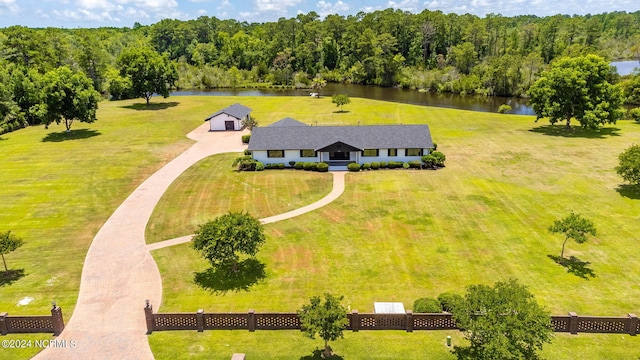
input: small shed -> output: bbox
[205,103,252,131]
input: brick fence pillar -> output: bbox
[51,305,64,336]
[0,312,8,335]
[568,312,579,335]
[196,309,204,332]
[351,310,359,332]
[248,309,256,332]
[144,301,154,335]
[628,313,638,336]
[406,310,413,332]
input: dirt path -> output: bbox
[34,123,247,360]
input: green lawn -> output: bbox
[146,153,333,244]
[150,97,640,358]
[2,95,640,359]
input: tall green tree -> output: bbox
[616,144,640,185]
[452,279,553,360]
[549,212,597,259]
[298,293,349,358]
[42,67,101,132]
[528,55,625,130]
[0,231,24,272]
[192,212,265,272]
[116,46,178,105]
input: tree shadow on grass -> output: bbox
[548,255,596,279]
[332,110,350,114]
[0,269,26,287]
[41,129,101,142]
[193,258,266,294]
[120,102,179,111]
[528,125,621,139]
[615,184,640,200]
[300,349,345,360]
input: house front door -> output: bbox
[329,151,350,161]
[224,121,235,130]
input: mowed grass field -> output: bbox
[146,153,333,244]
[1,95,639,359]
[149,97,640,359]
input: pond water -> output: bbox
[173,83,536,115]
[611,60,640,76]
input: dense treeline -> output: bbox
[1,9,640,133]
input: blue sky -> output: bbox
[1,0,639,28]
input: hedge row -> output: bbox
[292,161,329,172]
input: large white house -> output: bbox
[205,103,252,131]
[248,118,434,168]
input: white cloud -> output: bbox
[255,0,303,13]
[317,0,349,16]
[198,9,207,15]
[0,0,18,14]
[387,0,420,12]
[53,8,118,23]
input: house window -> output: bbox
[406,148,423,156]
[267,150,285,158]
[300,149,317,157]
[388,149,398,157]
[362,149,379,157]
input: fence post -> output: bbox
[248,309,256,332]
[351,310,359,332]
[196,309,204,332]
[628,313,638,336]
[0,312,8,335]
[406,310,413,332]
[144,300,154,335]
[568,312,579,335]
[51,305,64,336]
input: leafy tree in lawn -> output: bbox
[42,66,101,132]
[0,231,24,272]
[451,279,553,360]
[192,212,265,272]
[298,293,349,358]
[332,93,350,112]
[616,144,640,185]
[549,212,596,259]
[528,55,624,130]
[116,46,178,105]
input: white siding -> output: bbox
[360,148,428,163]
[252,150,317,165]
[253,148,430,166]
[208,113,243,131]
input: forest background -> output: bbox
[1,9,640,134]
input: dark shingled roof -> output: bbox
[269,117,309,127]
[248,120,433,151]
[205,103,252,121]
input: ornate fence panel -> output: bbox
[356,313,406,330]
[153,313,197,331]
[577,316,628,334]
[413,313,457,330]
[6,316,53,333]
[205,313,249,330]
[255,313,300,330]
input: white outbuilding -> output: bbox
[205,103,252,131]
